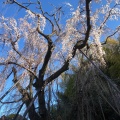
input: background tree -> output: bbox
[54,38,120,120]
[104,38,120,79]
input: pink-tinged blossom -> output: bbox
[0,0,120,92]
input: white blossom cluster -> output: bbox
[0,0,120,90]
[0,11,48,87]
[26,10,46,31]
[60,7,82,60]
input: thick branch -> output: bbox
[39,40,54,77]
[19,1,92,119]
[43,0,92,87]
[22,88,41,120]
[36,19,54,83]
[44,61,69,86]
[84,0,91,44]
[73,0,91,56]
[0,97,23,104]
[34,35,54,89]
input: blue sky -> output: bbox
[0,0,79,35]
[0,0,119,35]
[0,0,120,118]
[0,0,78,19]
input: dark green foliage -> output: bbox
[58,74,77,120]
[56,74,120,120]
[7,114,27,120]
[52,39,120,120]
[51,74,77,120]
[104,39,120,85]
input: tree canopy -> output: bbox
[0,0,120,120]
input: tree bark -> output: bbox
[25,99,40,120]
[34,76,49,120]
[12,67,40,120]
[38,90,48,120]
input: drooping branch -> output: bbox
[99,3,120,30]
[10,37,30,64]
[4,69,13,80]
[79,49,120,94]
[37,1,62,34]
[12,67,30,101]
[0,78,22,101]
[12,67,40,120]
[0,61,38,80]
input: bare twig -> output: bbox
[38,1,54,32]
[99,3,120,30]
[13,0,36,15]
[0,97,23,104]
[102,26,120,45]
